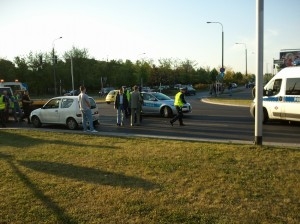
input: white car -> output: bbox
[30,96,100,130]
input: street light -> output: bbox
[235,42,248,76]
[207,21,224,71]
[52,36,62,95]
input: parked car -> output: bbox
[141,92,192,118]
[105,90,119,104]
[231,83,238,88]
[185,86,196,96]
[99,87,114,97]
[64,89,80,96]
[30,96,100,130]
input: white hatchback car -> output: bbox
[30,96,100,130]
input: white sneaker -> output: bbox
[91,130,98,133]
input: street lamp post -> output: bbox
[207,21,224,70]
[235,42,248,76]
[207,21,224,96]
[52,36,62,95]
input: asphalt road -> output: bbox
[4,87,300,147]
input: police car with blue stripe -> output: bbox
[250,66,300,123]
[141,92,192,118]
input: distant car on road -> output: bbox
[30,96,99,130]
[99,87,114,97]
[64,90,80,96]
[231,83,238,88]
[141,92,192,118]
[185,86,196,96]
[105,90,119,104]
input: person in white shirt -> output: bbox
[78,86,98,132]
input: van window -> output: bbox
[286,78,300,95]
[264,79,282,96]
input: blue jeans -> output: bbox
[117,104,125,125]
[81,109,95,131]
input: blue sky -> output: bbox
[0,0,299,74]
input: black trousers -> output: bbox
[170,106,183,124]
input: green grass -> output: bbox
[0,129,299,223]
[203,97,252,107]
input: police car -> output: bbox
[141,92,192,118]
[250,66,300,123]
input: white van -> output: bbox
[250,66,300,123]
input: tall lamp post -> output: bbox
[52,36,62,95]
[235,42,248,76]
[207,21,224,71]
[207,21,224,96]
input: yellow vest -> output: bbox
[0,95,5,110]
[174,92,184,107]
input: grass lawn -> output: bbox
[0,129,299,223]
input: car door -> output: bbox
[40,98,61,123]
[264,79,283,120]
[141,93,158,114]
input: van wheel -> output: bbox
[252,107,269,124]
[66,118,78,130]
[31,116,42,128]
[263,108,269,124]
[161,106,172,118]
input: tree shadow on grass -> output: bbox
[20,160,159,190]
[0,152,76,224]
[1,153,159,223]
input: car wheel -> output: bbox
[66,118,78,130]
[31,116,42,128]
[161,106,172,118]
[263,108,269,124]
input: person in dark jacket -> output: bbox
[114,87,129,126]
[21,90,32,124]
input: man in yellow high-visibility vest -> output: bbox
[170,87,187,126]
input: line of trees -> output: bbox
[0,46,255,96]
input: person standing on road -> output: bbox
[78,85,98,133]
[21,90,32,124]
[130,85,143,126]
[170,87,187,126]
[0,92,7,127]
[114,87,128,126]
[10,91,23,122]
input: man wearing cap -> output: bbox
[170,87,187,126]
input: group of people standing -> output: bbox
[113,85,187,127]
[114,85,143,127]
[0,90,32,127]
